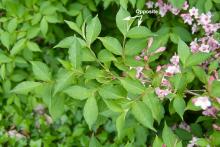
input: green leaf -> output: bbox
[53,71,74,95]
[63,85,90,100]
[162,123,179,147]
[205,0,212,12]
[1,31,10,49]
[11,81,42,95]
[54,36,74,48]
[178,39,191,65]
[98,85,127,99]
[27,41,41,52]
[40,17,48,36]
[0,54,11,64]
[120,0,128,9]
[186,52,211,67]
[143,92,164,123]
[153,136,163,147]
[132,101,155,131]
[89,135,102,147]
[99,37,122,55]
[31,61,51,81]
[69,36,82,69]
[192,66,207,84]
[120,78,145,94]
[83,97,98,129]
[211,80,220,97]
[116,7,130,36]
[173,96,186,119]
[86,15,101,46]
[169,73,187,93]
[172,26,192,42]
[210,131,220,145]
[7,18,18,33]
[98,49,117,62]
[10,38,26,55]
[168,0,185,8]
[127,26,153,38]
[49,95,64,120]
[125,38,147,56]
[116,112,126,139]
[64,20,82,36]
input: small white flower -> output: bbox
[145,1,154,9]
[189,7,199,18]
[193,96,211,110]
[170,54,179,65]
[198,44,210,53]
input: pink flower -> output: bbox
[181,13,193,25]
[171,7,180,15]
[159,6,168,17]
[155,87,171,99]
[198,44,210,53]
[161,77,171,87]
[199,12,212,25]
[135,67,143,78]
[165,65,181,76]
[135,56,141,61]
[202,107,218,117]
[192,96,211,110]
[155,47,166,53]
[190,40,199,53]
[189,7,199,18]
[146,1,154,9]
[179,122,191,132]
[187,137,198,147]
[182,1,189,10]
[170,54,179,65]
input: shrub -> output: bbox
[0,0,220,146]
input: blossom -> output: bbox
[171,7,180,15]
[189,7,199,18]
[155,87,171,99]
[146,1,154,9]
[192,24,198,34]
[187,137,198,147]
[165,65,181,76]
[202,107,218,117]
[181,13,193,25]
[155,47,166,53]
[170,54,179,65]
[182,1,189,10]
[198,44,210,53]
[199,12,212,25]
[192,96,211,110]
[190,40,199,53]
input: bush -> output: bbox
[0,0,220,146]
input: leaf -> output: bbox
[10,38,26,55]
[86,15,101,46]
[89,135,102,147]
[68,36,82,69]
[116,7,130,36]
[63,85,90,100]
[172,26,192,42]
[178,39,191,66]
[98,85,127,99]
[120,78,145,95]
[64,20,82,36]
[53,71,74,95]
[173,96,186,119]
[11,81,42,95]
[192,66,207,84]
[49,95,64,120]
[143,92,164,123]
[186,52,211,67]
[168,0,185,8]
[54,36,74,48]
[211,80,220,97]
[7,18,18,33]
[99,37,122,55]
[162,123,179,147]
[116,112,126,139]
[98,49,117,62]
[27,41,41,52]
[83,97,98,129]
[132,101,155,131]
[1,31,10,49]
[0,54,11,64]
[31,61,51,81]
[125,38,147,56]
[153,136,163,147]
[40,17,48,36]
[127,26,153,38]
